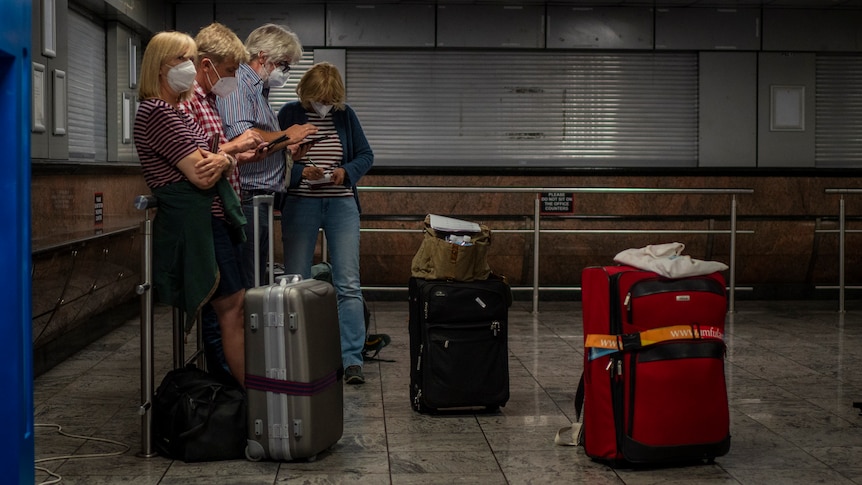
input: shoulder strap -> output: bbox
[555,372,585,447]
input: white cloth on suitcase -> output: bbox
[613,242,728,279]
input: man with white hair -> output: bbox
[217,23,317,287]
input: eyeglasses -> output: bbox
[260,51,292,73]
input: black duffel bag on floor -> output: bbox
[152,364,247,462]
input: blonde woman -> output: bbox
[134,31,247,387]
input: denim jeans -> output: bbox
[281,195,365,368]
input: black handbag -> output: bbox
[152,364,247,462]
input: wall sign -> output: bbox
[540,192,573,215]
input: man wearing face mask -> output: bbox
[277,62,374,385]
[217,23,318,288]
[179,22,268,378]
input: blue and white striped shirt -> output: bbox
[216,63,285,193]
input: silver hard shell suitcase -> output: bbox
[243,195,343,461]
[244,277,343,461]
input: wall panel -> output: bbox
[763,9,862,52]
[546,6,653,50]
[656,8,760,51]
[327,4,434,47]
[215,3,324,47]
[699,52,757,167]
[757,52,816,167]
[437,5,545,48]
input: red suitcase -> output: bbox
[578,265,730,466]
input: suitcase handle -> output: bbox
[252,195,275,287]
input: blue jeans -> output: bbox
[281,195,365,369]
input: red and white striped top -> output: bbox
[134,98,226,218]
[288,112,352,198]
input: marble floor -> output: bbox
[33,298,862,485]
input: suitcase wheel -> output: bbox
[245,441,265,462]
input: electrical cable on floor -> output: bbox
[34,423,131,485]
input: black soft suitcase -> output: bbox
[408,276,510,413]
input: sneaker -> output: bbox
[344,365,365,385]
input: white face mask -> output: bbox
[311,101,333,118]
[167,59,196,93]
[205,60,238,98]
[267,68,290,88]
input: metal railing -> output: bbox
[817,189,862,312]
[355,186,754,314]
[133,195,206,458]
[134,195,157,459]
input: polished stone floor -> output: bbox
[33,298,862,484]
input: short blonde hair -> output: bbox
[296,62,346,111]
[245,24,302,66]
[138,31,197,101]
[195,22,249,66]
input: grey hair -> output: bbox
[245,24,302,65]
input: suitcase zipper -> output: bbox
[604,355,624,376]
[626,276,725,324]
[491,321,501,337]
[414,389,423,409]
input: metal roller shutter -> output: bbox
[67,9,107,162]
[816,55,862,168]
[345,50,698,168]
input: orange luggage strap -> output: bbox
[585,324,724,360]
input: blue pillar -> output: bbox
[0,0,33,482]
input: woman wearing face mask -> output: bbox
[277,62,374,385]
[134,31,249,387]
[178,22,267,380]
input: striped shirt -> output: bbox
[179,81,242,197]
[288,111,352,198]
[133,98,226,218]
[216,63,285,193]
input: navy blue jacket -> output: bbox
[278,102,374,212]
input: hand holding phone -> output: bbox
[257,133,289,153]
[299,135,326,148]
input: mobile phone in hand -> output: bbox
[258,133,289,153]
[299,135,326,148]
[269,133,289,146]
[209,134,220,153]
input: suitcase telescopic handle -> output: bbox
[252,195,275,287]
